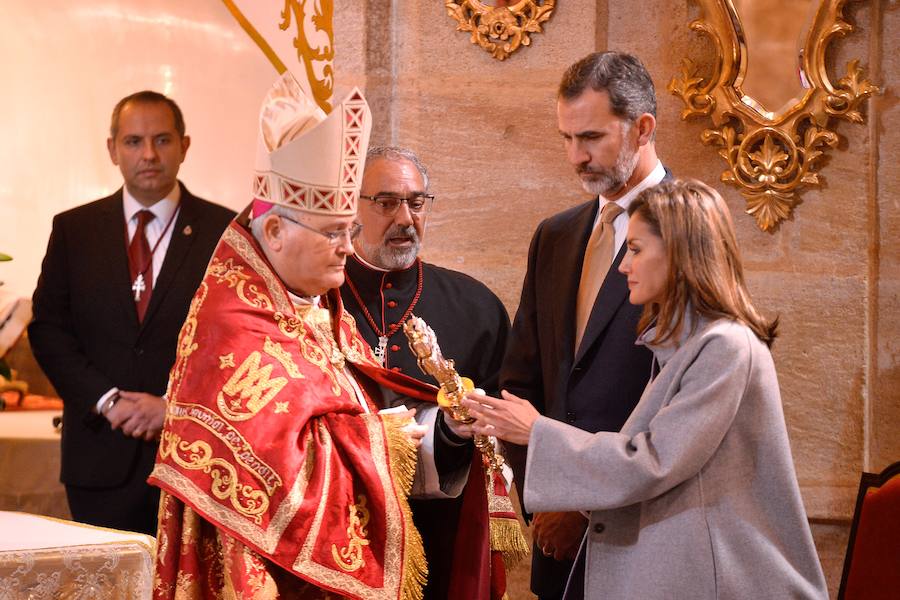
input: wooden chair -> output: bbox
[838,460,900,599]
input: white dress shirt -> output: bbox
[96,185,182,413]
[593,160,666,258]
[122,185,182,286]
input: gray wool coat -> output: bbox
[524,316,828,599]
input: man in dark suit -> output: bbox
[499,52,669,599]
[29,91,235,535]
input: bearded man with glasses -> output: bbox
[340,146,514,599]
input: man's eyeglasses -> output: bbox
[360,193,435,217]
[280,215,362,247]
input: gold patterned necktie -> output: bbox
[574,201,624,353]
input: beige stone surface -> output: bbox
[334,0,896,597]
[810,522,852,597]
[872,0,900,475]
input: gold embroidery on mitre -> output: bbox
[331,494,371,572]
[217,350,288,421]
[263,336,304,379]
[208,256,275,312]
[159,431,269,524]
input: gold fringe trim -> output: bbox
[383,415,417,495]
[383,415,428,600]
[490,516,530,568]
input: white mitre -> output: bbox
[252,72,372,217]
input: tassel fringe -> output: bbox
[490,516,530,567]
[384,415,428,600]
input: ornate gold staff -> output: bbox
[403,315,505,473]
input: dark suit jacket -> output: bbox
[500,172,671,596]
[29,183,235,489]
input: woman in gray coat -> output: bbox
[464,179,828,599]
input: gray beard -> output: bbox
[579,138,640,197]
[357,224,421,270]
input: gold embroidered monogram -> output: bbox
[217,350,288,421]
[331,495,370,572]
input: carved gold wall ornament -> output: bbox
[445,0,555,61]
[668,0,878,232]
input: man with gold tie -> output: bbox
[499,51,671,599]
[150,73,433,599]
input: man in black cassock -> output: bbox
[340,146,510,599]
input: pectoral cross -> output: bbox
[132,273,146,302]
[373,335,388,365]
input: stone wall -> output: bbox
[336,1,897,597]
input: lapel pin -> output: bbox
[182,225,193,236]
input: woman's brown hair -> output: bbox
[627,179,778,346]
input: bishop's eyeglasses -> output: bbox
[360,193,435,217]
[279,215,362,247]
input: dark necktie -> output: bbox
[128,209,155,322]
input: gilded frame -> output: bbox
[668,0,878,231]
[445,0,555,61]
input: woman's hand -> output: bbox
[461,390,540,446]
